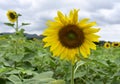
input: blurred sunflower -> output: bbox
[43,9,100,63]
[112,42,120,47]
[103,42,110,49]
[6,10,17,23]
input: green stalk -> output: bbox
[15,16,18,55]
[14,15,19,68]
[15,16,18,33]
[71,47,82,84]
[72,47,81,84]
[71,64,74,84]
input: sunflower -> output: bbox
[6,10,17,23]
[103,42,110,49]
[112,42,120,47]
[42,9,100,64]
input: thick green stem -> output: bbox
[15,17,18,54]
[16,17,18,33]
[14,16,19,68]
[71,64,74,84]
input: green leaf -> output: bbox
[0,67,12,76]
[19,29,25,34]
[74,71,87,78]
[17,14,22,16]
[23,79,38,84]
[0,78,6,84]
[23,71,55,84]
[111,80,120,84]
[4,23,14,27]
[7,75,22,84]
[49,80,66,84]
[94,79,104,84]
[23,78,55,84]
[6,53,24,62]
[74,60,86,73]
[34,71,54,78]
[6,69,20,75]
[22,23,30,26]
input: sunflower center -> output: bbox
[106,44,109,47]
[59,24,84,49]
[114,44,118,46]
[67,32,76,40]
[9,13,16,19]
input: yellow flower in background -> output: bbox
[43,9,100,64]
[6,10,17,23]
[103,42,110,49]
[112,42,120,47]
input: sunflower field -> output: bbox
[0,10,120,84]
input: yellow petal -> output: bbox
[50,41,60,51]
[69,10,73,18]
[82,43,90,56]
[85,40,96,50]
[82,22,97,28]
[60,48,69,60]
[42,35,58,42]
[44,42,51,48]
[43,28,59,36]
[85,34,100,42]
[80,45,87,57]
[78,18,90,25]
[46,20,63,27]
[52,44,65,56]
[57,11,66,24]
[84,28,100,34]
[72,9,79,24]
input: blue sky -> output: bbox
[0,0,120,41]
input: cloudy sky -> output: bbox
[0,0,120,41]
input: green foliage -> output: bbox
[21,23,30,26]
[0,33,120,84]
[4,23,15,27]
[0,30,67,84]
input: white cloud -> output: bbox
[99,24,120,41]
